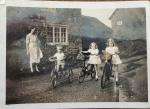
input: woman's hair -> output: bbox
[89,42,98,49]
[28,26,38,35]
[32,27,38,35]
[106,38,116,46]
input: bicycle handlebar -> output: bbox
[49,57,57,62]
[81,52,100,56]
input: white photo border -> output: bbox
[0,0,5,4]
[0,0,150,109]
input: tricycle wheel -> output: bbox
[51,77,57,88]
[68,69,73,83]
[49,74,57,89]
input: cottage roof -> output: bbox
[109,9,119,20]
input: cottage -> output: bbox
[27,9,82,63]
[109,8,146,40]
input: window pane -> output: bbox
[61,28,66,42]
[46,25,68,44]
[55,27,60,42]
[47,26,53,43]
[117,20,123,26]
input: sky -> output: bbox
[81,9,116,28]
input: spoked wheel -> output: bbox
[68,69,73,83]
[101,62,111,88]
[78,70,85,83]
[91,69,96,79]
[101,71,106,88]
[49,69,57,89]
[51,76,57,88]
[88,64,95,79]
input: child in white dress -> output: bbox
[82,42,101,80]
[105,38,122,85]
[49,45,65,72]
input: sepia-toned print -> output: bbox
[6,7,147,104]
[0,0,4,4]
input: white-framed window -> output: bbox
[47,27,53,42]
[54,27,60,43]
[46,25,68,45]
[116,20,123,26]
[61,27,66,42]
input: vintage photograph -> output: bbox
[6,6,147,104]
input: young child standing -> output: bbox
[49,45,65,72]
[82,42,101,81]
[105,38,122,85]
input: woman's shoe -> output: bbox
[95,78,99,81]
[95,75,98,81]
[116,81,119,86]
[36,66,40,72]
[30,69,33,73]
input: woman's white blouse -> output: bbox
[26,33,43,63]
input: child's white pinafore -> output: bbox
[87,49,101,64]
[105,46,122,65]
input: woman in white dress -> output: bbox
[82,42,101,80]
[26,28,43,72]
[105,38,122,85]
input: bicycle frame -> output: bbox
[49,59,74,89]
[81,53,94,75]
[104,62,112,79]
[83,63,94,74]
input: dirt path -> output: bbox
[6,55,147,104]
